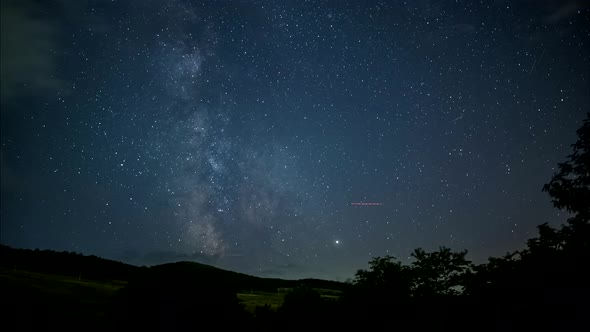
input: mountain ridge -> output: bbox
[0,244,348,292]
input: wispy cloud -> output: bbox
[543,0,586,24]
[0,0,65,103]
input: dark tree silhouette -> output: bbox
[280,286,323,314]
[531,113,590,274]
[353,255,412,298]
[276,287,337,332]
[460,115,590,331]
[543,113,590,224]
[410,247,472,297]
[108,264,252,331]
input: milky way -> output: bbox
[1,0,589,280]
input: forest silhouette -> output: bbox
[1,114,588,331]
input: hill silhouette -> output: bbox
[0,244,347,331]
[0,244,347,293]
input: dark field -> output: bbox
[1,269,123,329]
[0,268,340,313]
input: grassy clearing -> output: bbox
[238,291,285,312]
[237,289,342,312]
[0,269,126,293]
[0,268,126,328]
[0,268,343,323]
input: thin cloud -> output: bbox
[0,0,65,103]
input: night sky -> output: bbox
[1,0,589,280]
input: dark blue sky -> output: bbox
[1,0,588,280]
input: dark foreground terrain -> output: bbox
[1,227,588,332]
[0,245,348,331]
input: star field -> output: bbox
[1,0,589,280]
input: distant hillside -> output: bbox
[0,245,140,281]
[0,245,348,292]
